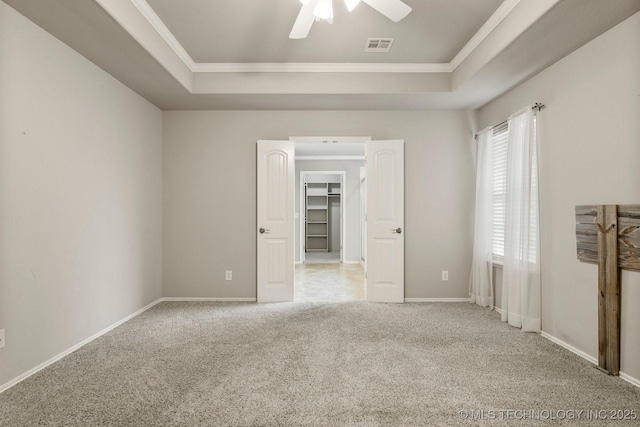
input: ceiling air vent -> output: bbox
[365,38,394,53]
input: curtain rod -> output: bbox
[474,103,546,140]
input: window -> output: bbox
[491,122,508,261]
[491,117,538,263]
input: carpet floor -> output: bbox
[0,302,638,426]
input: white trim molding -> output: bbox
[404,298,470,303]
[129,0,196,69]
[0,297,260,394]
[0,298,164,394]
[295,156,365,161]
[448,0,521,70]
[161,297,257,302]
[290,136,371,143]
[192,62,450,73]
[621,372,640,388]
[541,332,598,365]
[125,0,523,75]
[541,332,640,388]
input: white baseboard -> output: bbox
[0,296,257,394]
[0,297,164,394]
[493,306,503,314]
[541,331,640,388]
[342,261,360,264]
[161,297,257,302]
[620,372,640,388]
[541,331,598,364]
[404,298,470,303]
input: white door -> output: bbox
[257,140,295,302]
[366,140,404,303]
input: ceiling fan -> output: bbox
[290,0,412,39]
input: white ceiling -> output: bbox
[4,0,640,110]
[145,0,503,64]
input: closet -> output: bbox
[305,181,341,253]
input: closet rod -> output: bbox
[474,102,546,140]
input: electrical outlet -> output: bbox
[225,270,232,281]
[442,271,449,281]
[0,329,5,349]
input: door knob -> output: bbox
[392,227,402,234]
[259,227,270,234]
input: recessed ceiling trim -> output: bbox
[449,0,521,70]
[127,0,521,75]
[129,0,196,69]
[191,62,450,73]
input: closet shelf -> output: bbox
[305,181,340,254]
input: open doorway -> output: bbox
[299,171,345,264]
[256,138,404,304]
[293,139,366,302]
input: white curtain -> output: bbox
[501,108,541,332]
[469,128,494,307]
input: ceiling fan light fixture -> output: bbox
[290,0,411,39]
[344,0,361,12]
[314,0,334,23]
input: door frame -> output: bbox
[256,137,406,302]
[299,171,346,264]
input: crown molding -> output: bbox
[449,0,521,71]
[127,0,522,75]
[129,0,197,69]
[191,62,450,73]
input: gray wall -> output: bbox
[477,12,640,380]
[163,111,476,299]
[295,160,364,263]
[0,3,163,387]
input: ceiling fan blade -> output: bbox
[362,0,412,22]
[289,0,318,39]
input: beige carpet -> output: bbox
[0,302,638,426]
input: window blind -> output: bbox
[491,116,539,263]
[491,122,508,260]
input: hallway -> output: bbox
[295,263,365,302]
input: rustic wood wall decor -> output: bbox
[575,205,640,375]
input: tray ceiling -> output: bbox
[145,0,504,64]
[4,0,639,110]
